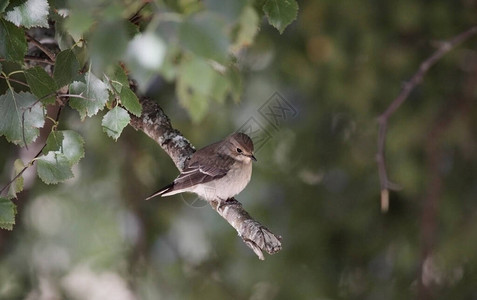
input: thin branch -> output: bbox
[24,55,54,65]
[0,75,29,88]
[57,93,91,100]
[26,34,56,62]
[129,97,282,260]
[376,26,477,212]
[0,101,63,197]
[0,105,63,196]
[0,144,46,195]
[21,92,57,150]
[0,55,54,65]
[128,1,151,25]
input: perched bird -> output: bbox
[146,132,257,202]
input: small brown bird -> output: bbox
[146,132,256,201]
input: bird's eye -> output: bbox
[236,148,243,153]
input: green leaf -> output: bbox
[0,19,27,63]
[179,13,230,62]
[69,72,109,120]
[232,6,259,51]
[7,159,24,199]
[102,106,130,140]
[205,0,245,23]
[36,152,74,184]
[24,66,57,104]
[227,65,242,103]
[263,0,298,34]
[120,87,141,117]
[64,9,94,42]
[89,20,128,75]
[177,57,215,122]
[0,1,10,13]
[159,45,180,82]
[44,130,85,165]
[53,49,81,88]
[179,57,219,96]
[4,0,49,28]
[3,1,28,15]
[0,197,16,230]
[108,64,129,93]
[209,69,229,104]
[105,64,141,117]
[0,90,45,146]
[176,55,241,121]
[52,12,75,51]
[177,87,209,123]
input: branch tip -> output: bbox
[381,189,389,213]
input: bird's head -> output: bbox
[225,132,257,163]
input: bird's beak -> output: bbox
[250,154,257,161]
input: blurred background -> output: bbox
[1,0,477,299]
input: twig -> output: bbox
[21,92,57,149]
[26,34,56,62]
[376,26,477,212]
[129,97,282,260]
[128,1,151,25]
[24,55,54,65]
[0,75,29,88]
[57,93,92,101]
[0,144,46,195]
[1,56,54,65]
[0,106,64,196]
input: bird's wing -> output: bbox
[170,151,235,191]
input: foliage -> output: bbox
[0,197,16,230]
[0,0,298,227]
[0,90,45,146]
[2,0,477,299]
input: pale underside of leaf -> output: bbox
[102,106,130,140]
[0,90,45,146]
[5,0,50,28]
[36,152,74,184]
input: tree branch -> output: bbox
[129,97,282,260]
[376,26,477,212]
[26,34,56,62]
[128,97,195,170]
[212,198,282,260]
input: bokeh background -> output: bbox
[1,0,477,299]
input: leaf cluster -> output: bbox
[0,0,298,229]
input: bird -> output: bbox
[146,132,257,202]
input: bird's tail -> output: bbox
[145,183,174,200]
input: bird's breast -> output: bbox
[213,161,252,200]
